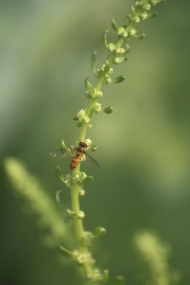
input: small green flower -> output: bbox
[114,57,127,64]
[107,42,116,52]
[82,231,94,246]
[93,102,102,113]
[140,11,149,20]
[94,226,107,238]
[118,27,129,38]
[85,138,92,147]
[74,109,91,125]
[144,4,151,10]
[115,47,126,55]
[73,250,94,265]
[129,6,141,23]
[64,174,72,188]
[95,89,103,98]
[104,75,112,84]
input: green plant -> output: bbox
[4,1,178,285]
[55,1,166,283]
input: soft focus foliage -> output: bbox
[135,231,180,285]
[1,0,190,284]
[4,157,71,247]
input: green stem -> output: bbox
[70,182,84,244]
[78,98,97,142]
[70,77,106,283]
[68,1,165,282]
[78,76,104,143]
[71,172,98,282]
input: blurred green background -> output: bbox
[1,0,190,284]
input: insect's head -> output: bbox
[79,141,88,148]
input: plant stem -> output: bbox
[69,1,166,282]
[71,173,99,283]
[70,77,107,283]
[70,182,84,244]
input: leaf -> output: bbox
[55,165,64,182]
[81,175,93,187]
[59,245,73,259]
[84,77,95,97]
[91,51,97,74]
[111,18,119,32]
[102,30,109,48]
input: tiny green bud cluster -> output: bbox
[93,102,102,113]
[66,209,85,219]
[73,109,91,127]
[84,78,103,99]
[73,250,95,265]
[56,168,93,190]
[128,1,156,23]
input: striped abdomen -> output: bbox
[70,152,83,170]
[70,142,88,170]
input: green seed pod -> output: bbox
[112,75,125,83]
[104,106,113,114]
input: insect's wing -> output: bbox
[85,153,100,169]
[49,150,67,158]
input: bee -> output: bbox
[49,141,100,170]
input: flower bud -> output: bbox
[114,57,127,64]
[94,226,107,238]
[115,47,126,55]
[133,33,145,39]
[118,27,129,38]
[103,106,113,114]
[93,102,102,114]
[74,109,91,125]
[95,90,103,98]
[112,75,125,83]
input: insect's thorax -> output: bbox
[76,145,87,154]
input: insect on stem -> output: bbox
[49,142,100,170]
